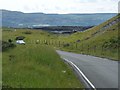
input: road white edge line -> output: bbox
[63,58,96,90]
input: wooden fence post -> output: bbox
[51,40,52,45]
[101,45,103,55]
[81,44,83,52]
[76,43,77,48]
[59,41,60,47]
[54,41,56,45]
[94,45,96,55]
[63,42,64,47]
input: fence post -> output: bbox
[81,44,83,52]
[101,45,104,55]
[88,45,89,54]
[76,43,77,48]
[49,40,51,45]
[51,40,53,45]
[59,41,60,47]
[94,45,96,55]
[63,42,64,47]
[48,40,49,45]
[54,41,56,45]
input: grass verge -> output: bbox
[2,44,84,88]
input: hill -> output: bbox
[1,9,117,28]
[58,14,119,60]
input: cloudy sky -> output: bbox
[0,0,119,14]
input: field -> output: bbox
[2,30,84,88]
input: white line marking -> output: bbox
[63,58,96,90]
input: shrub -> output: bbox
[1,40,16,51]
[63,43,70,47]
[76,40,80,42]
[103,37,120,49]
[23,31,32,34]
[8,39,12,43]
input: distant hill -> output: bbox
[1,9,117,28]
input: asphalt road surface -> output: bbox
[56,50,118,89]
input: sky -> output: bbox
[0,0,119,14]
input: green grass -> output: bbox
[59,26,118,60]
[56,14,119,61]
[2,29,84,88]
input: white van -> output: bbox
[16,40,25,45]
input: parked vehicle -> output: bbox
[16,40,25,45]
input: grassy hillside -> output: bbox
[58,14,119,60]
[2,29,84,88]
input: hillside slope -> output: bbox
[59,14,119,60]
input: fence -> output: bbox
[26,39,118,60]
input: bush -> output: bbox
[8,39,12,43]
[1,40,16,51]
[23,31,32,34]
[63,43,70,47]
[103,37,120,49]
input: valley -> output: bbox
[1,13,119,88]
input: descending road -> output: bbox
[56,50,118,89]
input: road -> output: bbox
[56,50,118,89]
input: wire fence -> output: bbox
[26,39,118,60]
